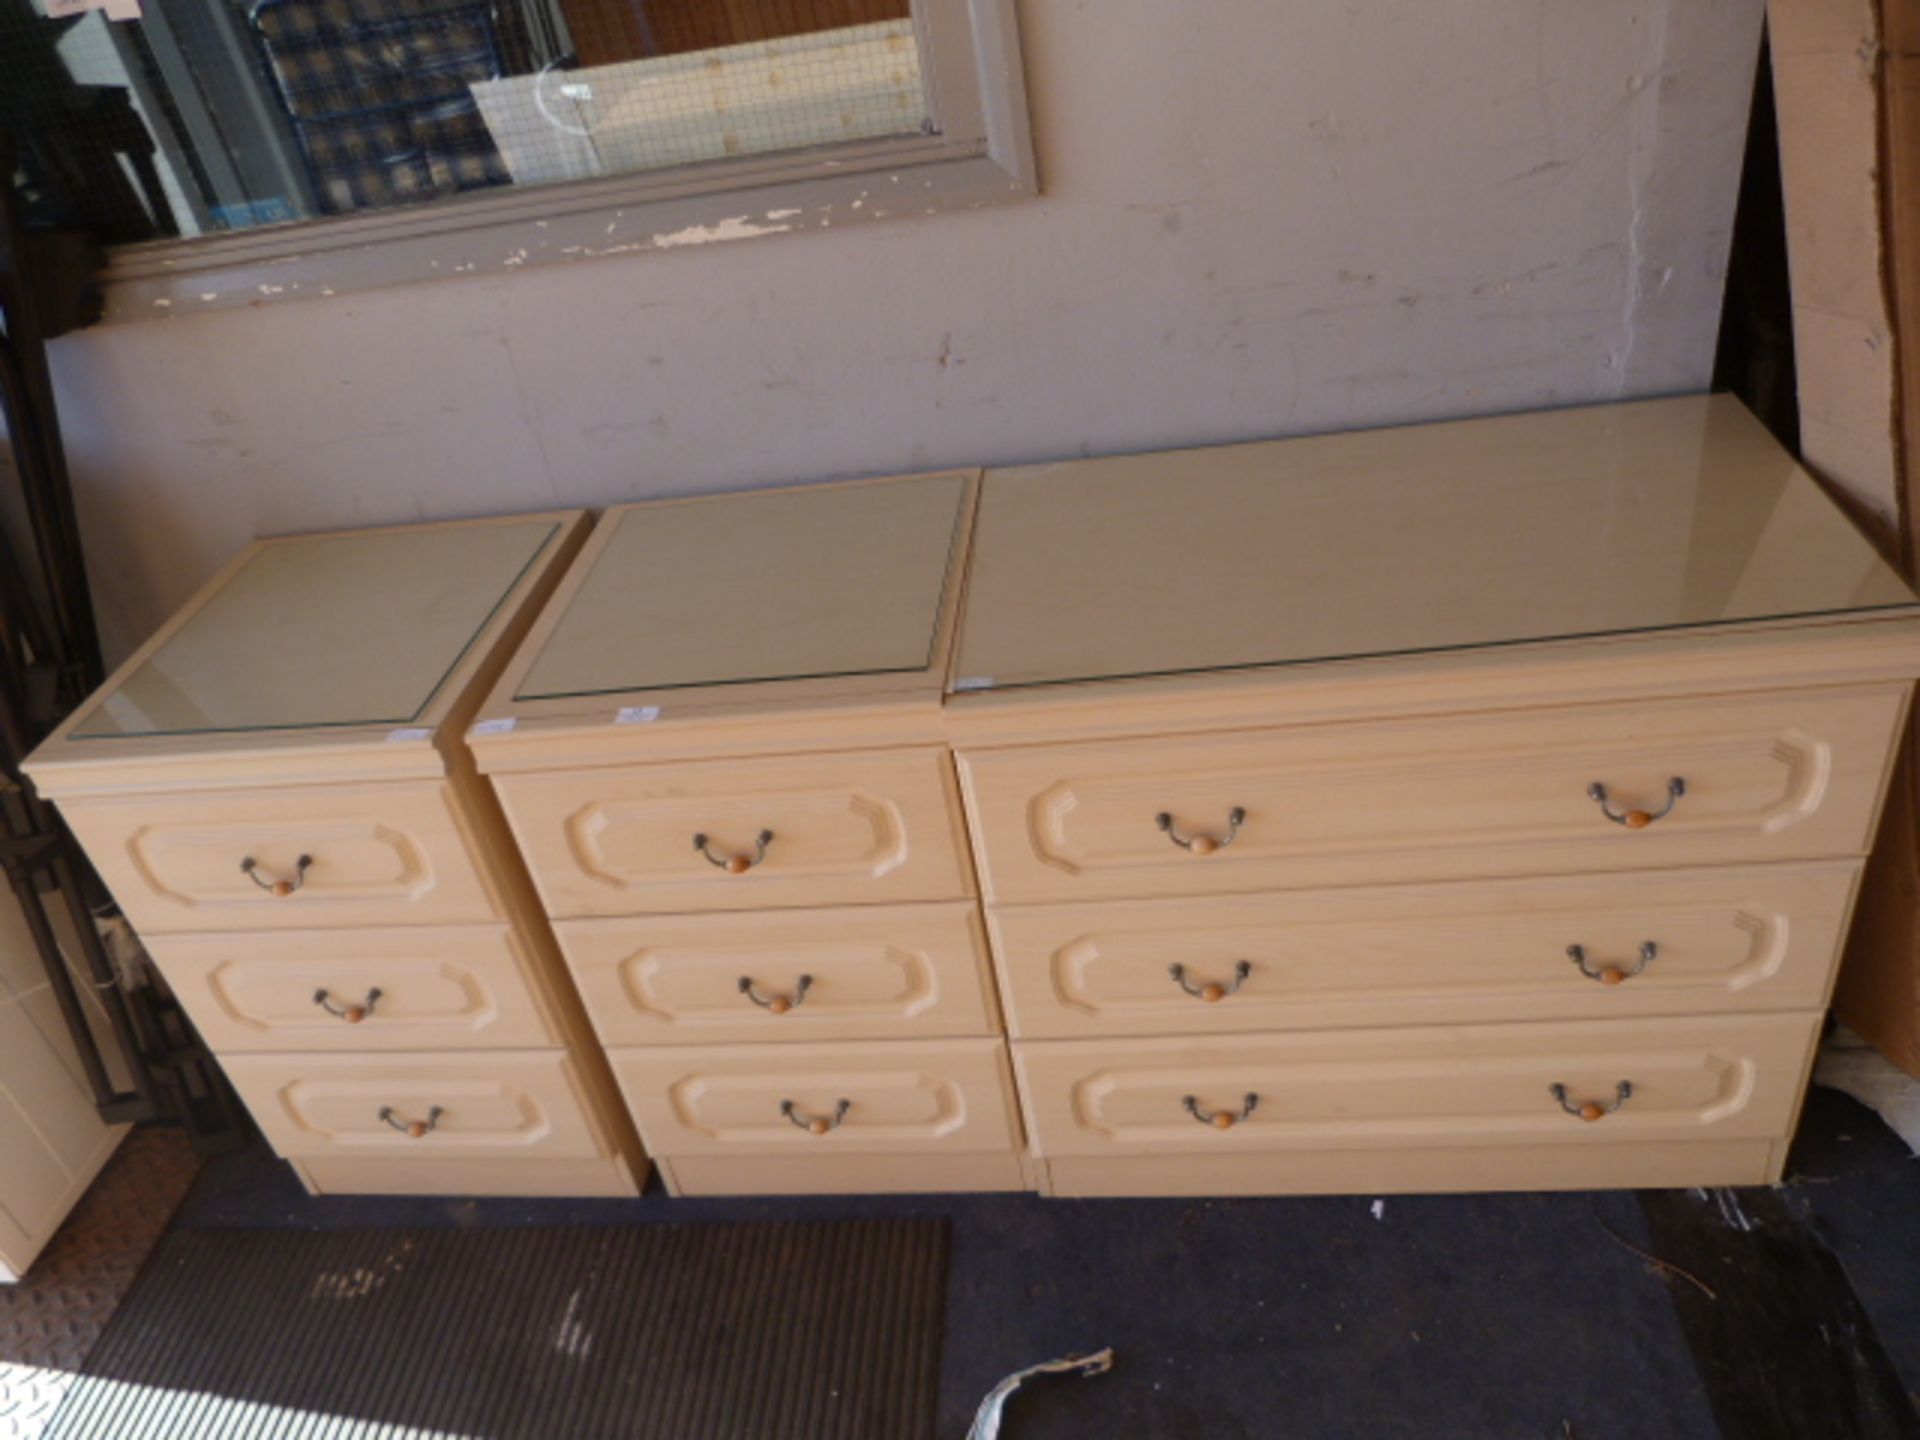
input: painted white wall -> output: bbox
[45,0,1766,664]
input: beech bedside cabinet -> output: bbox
[26,515,647,1198]
[945,394,1920,1198]
[471,473,1026,1197]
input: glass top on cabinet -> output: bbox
[514,473,969,701]
[952,395,1920,692]
[72,520,560,738]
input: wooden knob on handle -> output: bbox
[1210,1110,1236,1129]
[1622,810,1652,830]
[344,1005,368,1024]
[769,996,792,1015]
[1598,967,1626,987]
[406,1120,429,1139]
[272,880,294,898]
[726,854,752,875]
[1200,983,1226,1004]
[1187,835,1219,857]
[1578,1102,1604,1123]
[808,1117,830,1136]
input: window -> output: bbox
[5,0,1032,315]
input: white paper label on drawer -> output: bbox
[471,717,517,737]
[385,727,433,743]
[953,676,995,692]
[615,706,662,725]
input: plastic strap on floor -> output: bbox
[966,1347,1114,1439]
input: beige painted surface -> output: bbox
[1013,1012,1817,1158]
[959,684,1908,905]
[950,404,1920,1199]
[988,862,1862,1038]
[1768,0,1904,541]
[556,900,999,1046]
[295,1154,639,1198]
[26,514,649,1199]
[495,746,974,916]
[146,924,564,1052]
[610,1035,1020,1158]
[473,472,978,770]
[25,513,592,791]
[516,473,972,699]
[71,519,563,737]
[59,779,507,934]
[956,396,1916,690]
[659,1152,1027,1197]
[223,1048,619,1161]
[44,2,1766,672]
[1037,1139,1780,1198]
[0,892,127,1279]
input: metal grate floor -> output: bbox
[0,1128,203,1440]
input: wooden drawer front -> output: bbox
[990,862,1862,1038]
[610,1037,1019,1157]
[556,902,998,1046]
[494,747,972,918]
[145,926,560,1053]
[1014,1013,1819,1159]
[222,1050,610,1162]
[58,781,498,933]
[958,685,1906,904]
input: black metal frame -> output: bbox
[0,132,245,1146]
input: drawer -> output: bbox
[222,1049,615,1163]
[1013,1012,1819,1158]
[144,925,561,1053]
[493,747,973,918]
[57,781,500,934]
[957,685,1906,903]
[609,1036,1020,1158]
[989,862,1862,1038]
[555,901,999,1046]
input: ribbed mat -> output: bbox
[42,1218,948,1440]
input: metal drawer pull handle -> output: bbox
[1566,942,1656,986]
[739,974,812,1014]
[781,1098,850,1135]
[1587,778,1685,829]
[1183,1092,1258,1129]
[695,829,774,874]
[1549,1081,1632,1122]
[1156,807,1246,855]
[314,987,383,1023]
[1168,960,1252,1003]
[379,1105,444,1139]
[241,854,311,896]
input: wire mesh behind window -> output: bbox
[3,0,927,242]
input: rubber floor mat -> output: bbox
[42,1217,948,1439]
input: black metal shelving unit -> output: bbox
[0,132,245,1150]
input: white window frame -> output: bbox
[97,0,1033,321]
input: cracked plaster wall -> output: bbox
[43,0,1767,663]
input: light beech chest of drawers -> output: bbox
[946,395,1920,1197]
[25,516,647,1198]
[471,473,1028,1197]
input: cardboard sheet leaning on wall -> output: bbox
[1775,0,1920,1082]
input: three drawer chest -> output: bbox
[946,394,1920,1196]
[25,515,647,1197]
[470,473,1028,1196]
